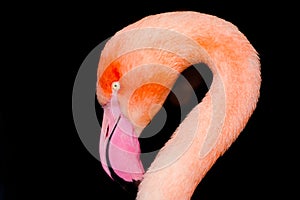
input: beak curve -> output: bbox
[99,91,145,183]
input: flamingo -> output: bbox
[96,11,261,199]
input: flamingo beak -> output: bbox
[99,91,145,184]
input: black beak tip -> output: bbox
[118,179,141,198]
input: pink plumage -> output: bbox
[97,11,260,199]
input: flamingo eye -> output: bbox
[112,81,120,91]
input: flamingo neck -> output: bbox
[131,12,260,200]
[98,11,260,199]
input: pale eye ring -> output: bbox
[112,81,120,91]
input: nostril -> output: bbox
[105,125,109,138]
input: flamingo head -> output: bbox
[96,51,181,186]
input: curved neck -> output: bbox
[98,11,260,200]
[132,13,261,199]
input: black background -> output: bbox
[1,1,296,199]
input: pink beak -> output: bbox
[99,91,145,182]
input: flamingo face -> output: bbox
[98,63,177,174]
[97,60,175,185]
[98,80,146,184]
[96,49,188,193]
